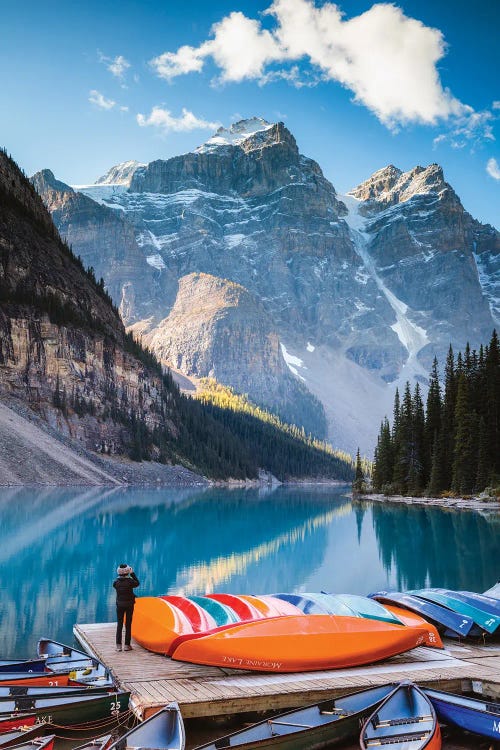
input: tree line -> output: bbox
[372,330,500,496]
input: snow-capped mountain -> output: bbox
[31,119,499,453]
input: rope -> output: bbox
[46,708,136,739]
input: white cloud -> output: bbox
[99,52,131,79]
[136,106,220,133]
[89,90,116,110]
[486,157,500,180]
[492,101,500,110]
[149,0,477,131]
[150,45,207,81]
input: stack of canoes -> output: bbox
[370,587,500,639]
[132,584,500,671]
[132,592,442,671]
[0,639,130,747]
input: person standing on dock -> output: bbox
[113,563,140,652]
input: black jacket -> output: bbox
[113,572,140,607]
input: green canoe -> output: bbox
[409,590,500,634]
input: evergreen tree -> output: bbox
[440,345,457,490]
[425,357,441,486]
[484,330,500,477]
[452,373,477,495]
[372,418,394,491]
[393,382,414,493]
[475,416,490,492]
[355,448,364,481]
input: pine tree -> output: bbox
[355,448,364,481]
[372,418,394,491]
[440,345,457,489]
[475,416,490,492]
[484,330,500,477]
[393,382,413,494]
[452,373,477,495]
[425,357,441,486]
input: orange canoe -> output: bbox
[132,596,195,653]
[170,614,427,672]
[383,603,443,648]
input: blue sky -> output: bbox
[1,0,498,224]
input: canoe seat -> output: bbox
[268,720,313,729]
[214,737,231,749]
[376,714,432,728]
[9,687,29,696]
[366,731,429,746]
[319,699,349,716]
[14,698,36,711]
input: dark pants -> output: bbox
[116,605,134,646]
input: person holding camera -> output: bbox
[113,563,140,652]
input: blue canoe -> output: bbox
[0,660,45,674]
[435,589,500,618]
[369,591,479,637]
[483,581,500,599]
[424,687,500,740]
[273,593,333,615]
[327,594,404,626]
[409,590,500,634]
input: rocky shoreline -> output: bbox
[355,492,500,512]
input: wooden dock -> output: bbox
[74,622,500,721]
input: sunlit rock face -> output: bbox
[32,119,499,452]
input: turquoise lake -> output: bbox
[0,485,498,658]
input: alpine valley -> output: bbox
[32,118,500,454]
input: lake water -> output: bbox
[0,485,498,658]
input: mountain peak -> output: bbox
[350,162,451,207]
[31,169,74,196]
[195,117,277,154]
[95,160,146,186]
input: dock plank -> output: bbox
[74,623,500,721]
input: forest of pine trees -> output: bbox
[372,331,500,497]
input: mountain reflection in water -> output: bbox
[0,486,497,658]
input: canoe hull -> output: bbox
[0,692,130,727]
[361,683,441,750]
[194,686,396,750]
[382,604,443,648]
[425,688,500,740]
[171,615,426,672]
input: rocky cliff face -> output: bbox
[31,120,499,452]
[348,164,498,368]
[1,151,174,457]
[131,272,325,434]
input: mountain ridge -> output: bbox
[30,119,499,453]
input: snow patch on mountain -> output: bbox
[280,343,306,381]
[342,194,428,362]
[195,118,273,153]
[95,160,146,186]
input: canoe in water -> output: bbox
[5,737,55,750]
[170,615,427,672]
[0,726,49,749]
[360,682,441,749]
[0,691,130,727]
[424,687,500,741]
[0,716,36,732]
[0,661,45,674]
[108,702,184,750]
[194,684,397,750]
[72,736,114,750]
